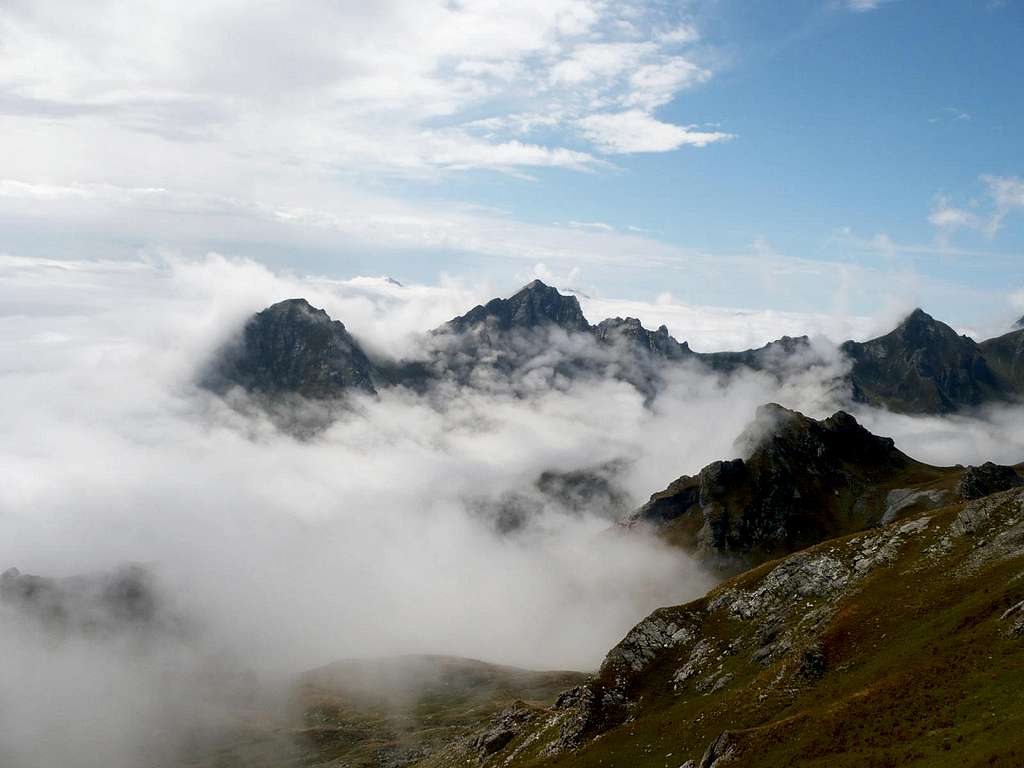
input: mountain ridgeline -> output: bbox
[203,280,1024,415]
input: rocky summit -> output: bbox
[620,404,960,572]
[841,308,1008,414]
[443,279,590,335]
[203,298,380,399]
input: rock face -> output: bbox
[621,404,936,570]
[841,308,1006,414]
[956,461,1023,500]
[205,298,379,398]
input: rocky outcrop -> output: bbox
[204,298,379,398]
[699,731,737,768]
[594,317,692,360]
[443,280,590,335]
[882,487,951,523]
[956,462,1023,500]
[621,404,937,570]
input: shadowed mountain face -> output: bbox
[203,285,1024,417]
[204,298,379,399]
[622,404,955,573]
[979,326,1024,393]
[841,308,1007,414]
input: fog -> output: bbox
[1,253,1022,766]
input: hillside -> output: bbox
[621,404,960,573]
[425,486,1024,768]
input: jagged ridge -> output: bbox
[203,284,1024,417]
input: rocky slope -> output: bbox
[204,284,1024,416]
[426,486,1024,768]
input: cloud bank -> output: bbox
[2,253,1023,766]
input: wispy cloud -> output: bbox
[576,110,734,153]
[842,0,899,12]
[928,175,1024,239]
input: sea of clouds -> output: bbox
[1,252,1023,766]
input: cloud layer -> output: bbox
[2,253,1024,766]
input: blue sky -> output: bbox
[1,0,1021,327]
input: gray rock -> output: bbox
[956,462,1023,501]
[882,488,950,524]
[699,731,736,768]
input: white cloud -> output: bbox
[548,42,655,85]
[576,109,734,153]
[928,199,979,232]
[843,0,897,11]
[0,0,725,181]
[625,57,710,110]
[928,175,1024,240]
[983,174,1024,236]
[566,220,615,231]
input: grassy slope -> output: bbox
[187,655,586,768]
[428,489,1024,768]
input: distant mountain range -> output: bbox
[202,279,1024,415]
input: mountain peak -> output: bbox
[443,281,589,334]
[264,297,333,323]
[893,307,959,342]
[624,404,911,570]
[203,298,378,399]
